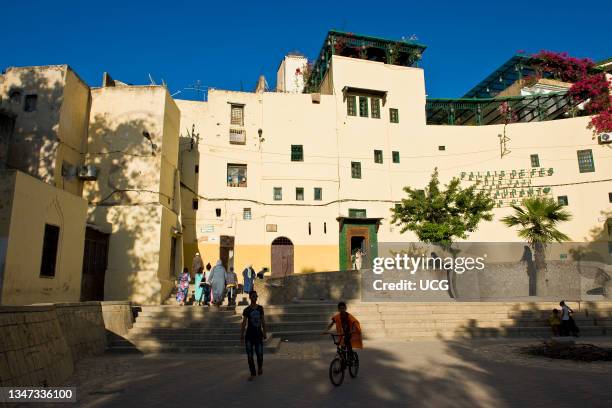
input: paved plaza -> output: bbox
[29,338,612,408]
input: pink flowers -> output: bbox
[532,50,611,133]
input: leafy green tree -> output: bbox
[390,169,495,247]
[501,197,572,295]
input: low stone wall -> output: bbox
[0,301,132,387]
[256,260,611,304]
[255,270,361,304]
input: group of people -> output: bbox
[175,253,258,307]
[548,300,581,337]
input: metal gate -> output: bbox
[80,227,109,301]
[271,236,294,278]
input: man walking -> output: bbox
[240,291,267,381]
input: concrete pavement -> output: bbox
[33,338,612,408]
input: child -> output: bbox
[226,267,238,306]
[548,308,561,336]
[323,301,363,360]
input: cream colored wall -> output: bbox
[177,55,612,274]
[0,66,66,185]
[0,170,87,305]
[85,86,181,304]
[55,67,91,196]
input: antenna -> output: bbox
[184,80,209,101]
[148,73,156,85]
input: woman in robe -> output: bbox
[176,267,190,306]
[243,264,255,294]
[209,260,227,306]
[194,266,205,306]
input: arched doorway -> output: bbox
[271,236,294,278]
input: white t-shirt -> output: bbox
[561,305,570,320]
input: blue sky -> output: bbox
[3,0,610,99]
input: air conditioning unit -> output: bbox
[77,165,99,181]
[598,133,612,144]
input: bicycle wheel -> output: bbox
[348,352,359,378]
[329,357,344,386]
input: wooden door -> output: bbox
[271,237,294,278]
[80,227,109,301]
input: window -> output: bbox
[392,151,400,163]
[192,199,198,210]
[227,163,247,187]
[308,222,311,235]
[229,129,246,144]
[40,224,60,278]
[9,90,22,104]
[389,108,399,123]
[347,95,356,116]
[230,104,244,126]
[24,94,37,112]
[215,208,222,217]
[359,96,369,117]
[314,187,322,201]
[351,162,361,179]
[371,98,381,119]
[577,149,595,173]
[243,208,252,220]
[291,145,303,162]
[324,222,327,234]
[438,146,446,151]
[374,150,383,164]
[273,187,282,201]
[609,192,612,203]
[296,187,304,201]
[348,209,367,218]
[195,165,199,173]
[530,154,540,168]
[557,196,569,206]
[394,203,402,212]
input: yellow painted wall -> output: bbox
[85,85,182,304]
[55,67,90,196]
[0,170,87,305]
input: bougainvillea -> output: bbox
[531,51,611,133]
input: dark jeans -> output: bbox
[245,339,263,376]
[203,285,211,304]
[344,333,354,361]
[227,287,236,304]
[561,318,580,336]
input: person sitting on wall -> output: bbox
[548,309,561,336]
[257,267,269,280]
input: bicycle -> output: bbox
[328,333,359,386]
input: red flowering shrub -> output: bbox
[532,51,611,133]
[587,106,612,133]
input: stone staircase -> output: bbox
[264,301,612,341]
[107,305,280,354]
[107,301,612,354]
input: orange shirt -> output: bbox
[331,312,363,349]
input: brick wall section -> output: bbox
[0,301,132,386]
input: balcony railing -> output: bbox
[229,128,246,145]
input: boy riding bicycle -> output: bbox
[323,301,363,359]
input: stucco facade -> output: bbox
[177,55,612,276]
[84,85,182,304]
[0,170,87,305]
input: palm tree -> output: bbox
[501,197,572,296]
